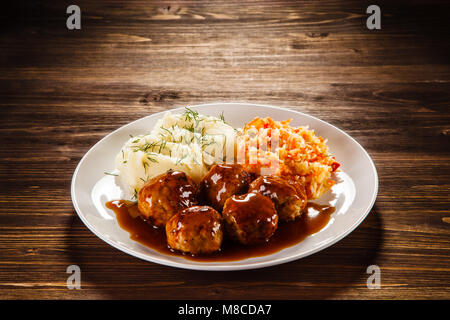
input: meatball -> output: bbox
[248,175,307,221]
[197,164,251,212]
[138,170,197,228]
[165,206,223,255]
[284,175,308,202]
[222,193,278,245]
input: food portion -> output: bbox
[196,163,251,212]
[248,175,307,221]
[222,193,278,245]
[237,117,340,199]
[138,170,197,227]
[108,108,340,257]
[115,109,236,196]
[166,206,223,255]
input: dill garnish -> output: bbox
[160,126,175,140]
[176,153,187,165]
[104,171,118,176]
[147,156,158,163]
[132,188,138,200]
[158,139,167,153]
[185,123,195,133]
[143,161,148,173]
[184,107,199,121]
[134,141,160,153]
[219,111,227,123]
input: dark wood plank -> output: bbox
[0,0,449,299]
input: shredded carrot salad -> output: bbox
[236,117,340,199]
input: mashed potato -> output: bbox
[115,109,236,197]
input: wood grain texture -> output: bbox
[0,0,449,299]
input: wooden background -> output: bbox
[1,0,449,299]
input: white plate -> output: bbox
[71,103,378,271]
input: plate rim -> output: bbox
[71,102,379,271]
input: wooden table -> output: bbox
[1,0,449,300]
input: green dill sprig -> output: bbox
[147,156,159,163]
[201,138,217,150]
[219,111,227,124]
[185,123,195,133]
[104,171,118,176]
[132,188,138,200]
[175,153,187,165]
[158,139,167,153]
[133,141,164,153]
[183,107,199,121]
[160,126,175,140]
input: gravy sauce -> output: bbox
[105,200,335,262]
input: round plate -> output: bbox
[71,103,378,271]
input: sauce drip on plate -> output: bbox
[105,200,335,262]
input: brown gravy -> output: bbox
[105,200,335,262]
